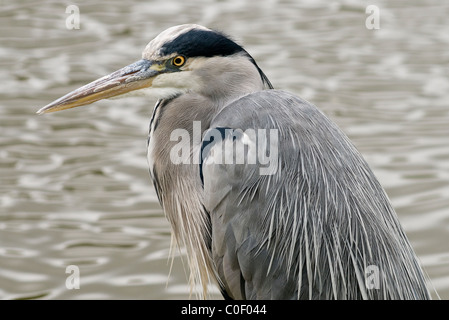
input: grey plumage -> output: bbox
[38,24,431,300]
[203,91,429,299]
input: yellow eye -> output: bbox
[172,55,186,67]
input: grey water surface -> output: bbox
[1,0,448,299]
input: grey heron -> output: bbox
[37,24,431,300]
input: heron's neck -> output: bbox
[147,63,266,297]
[190,54,267,110]
[147,93,223,297]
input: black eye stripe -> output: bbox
[161,29,244,58]
[160,28,273,89]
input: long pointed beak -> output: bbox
[37,59,160,114]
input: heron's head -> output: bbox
[37,24,272,114]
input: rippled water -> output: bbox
[1,0,448,299]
